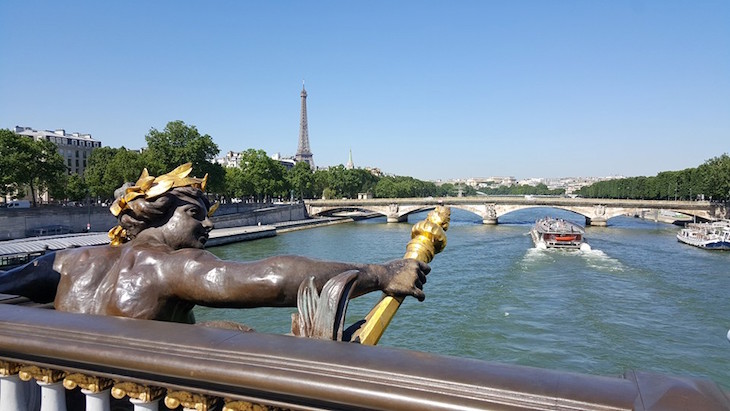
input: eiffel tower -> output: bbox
[295,83,314,169]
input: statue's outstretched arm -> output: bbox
[168,250,429,308]
[0,253,60,303]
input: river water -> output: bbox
[196,207,730,390]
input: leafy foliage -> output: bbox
[143,120,223,193]
[287,161,315,199]
[234,149,290,201]
[577,154,730,201]
[0,129,67,205]
[65,174,89,202]
[477,183,564,196]
[85,147,145,201]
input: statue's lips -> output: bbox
[199,234,209,244]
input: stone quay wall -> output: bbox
[0,203,309,241]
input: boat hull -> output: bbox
[676,235,730,250]
[676,221,730,251]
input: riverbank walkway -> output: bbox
[0,216,354,269]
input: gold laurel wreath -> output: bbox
[107,163,217,246]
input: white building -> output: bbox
[14,126,101,176]
[215,151,297,171]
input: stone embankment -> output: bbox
[0,203,360,269]
[0,202,311,241]
[631,209,694,225]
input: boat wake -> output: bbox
[519,246,625,273]
[580,248,626,272]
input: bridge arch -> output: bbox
[305,198,724,226]
[306,204,435,223]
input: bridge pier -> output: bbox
[483,218,498,225]
[387,215,408,223]
[585,217,607,227]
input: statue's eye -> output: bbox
[187,207,200,217]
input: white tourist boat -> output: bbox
[676,220,730,250]
[530,217,591,250]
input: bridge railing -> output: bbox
[1,304,729,411]
[305,196,715,208]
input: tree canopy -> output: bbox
[0,129,67,205]
[577,154,730,201]
[85,147,145,201]
[234,149,290,201]
[143,120,225,194]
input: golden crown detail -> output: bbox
[107,163,214,246]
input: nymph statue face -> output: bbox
[156,195,214,250]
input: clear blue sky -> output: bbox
[1,1,728,181]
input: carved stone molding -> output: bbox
[111,381,165,402]
[485,203,497,219]
[18,365,65,384]
[0,360,21,377]
[63,373,113,392]
[165,390,218,411]
[595,204,606,216]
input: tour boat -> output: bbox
[676,220,730,250]
[530,217,590,250]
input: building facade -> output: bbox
[14,126,101,176]
[215,151,296,171]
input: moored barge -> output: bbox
[677,220,730,250]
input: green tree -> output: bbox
[86,147,144,201]
[374,177,398,198]
[65,174,89,202]
[0,129,28,198]
[312,169,330,199]
[223,166,248,200]
[143,120,221,190]
[322,187,337,200]
[0,130,66,206]
[287,161,315,199]
[576,153,730,201]
[237,149,289,202]
[699,154,730,200]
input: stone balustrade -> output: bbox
[1,304,729,411]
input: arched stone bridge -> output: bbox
[305,197,728,226]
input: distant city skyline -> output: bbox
[1,2,727,181]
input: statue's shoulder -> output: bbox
[170,247,218,259]
[56,244,118,265]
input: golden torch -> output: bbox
[351,205,450,345]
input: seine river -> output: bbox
[197,207,730,390]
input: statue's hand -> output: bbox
[380,259,431,301]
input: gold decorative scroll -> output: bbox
[165,390,217,411]
[18,365,65,384]
[111,381,165,402]
[351,206,450,345]
[0,360,21,377]
[63,373,113,392]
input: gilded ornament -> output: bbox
[63,373,113,392]
[18,365,65,383]
[165,390,217,411]
[0,360,21,376]
[111,381,165,402]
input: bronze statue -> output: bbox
[0,164,429,324]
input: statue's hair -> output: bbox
[117,186,209,240]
